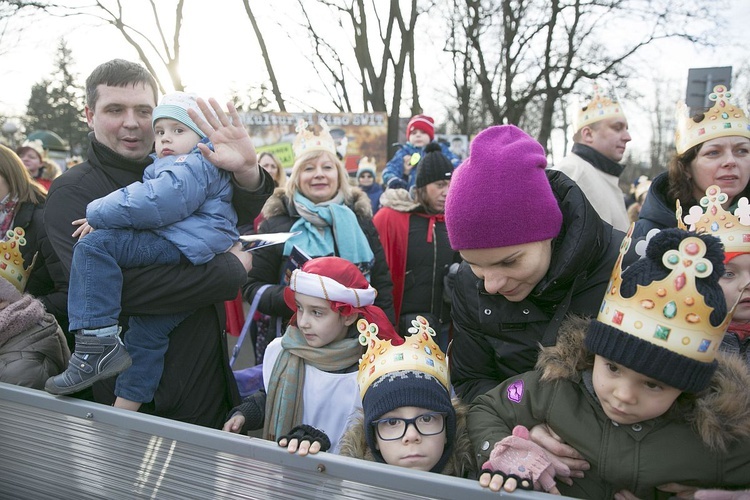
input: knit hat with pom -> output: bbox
[586,228,727,393]
[415,142,453,188]
[406,114,435,142]
[444,125,562,250]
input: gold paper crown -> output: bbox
[678,185,750,254]
[576,84,625,131]
[358,156,377,172]
[356,315,449,399]
[0,228,33,292]
[292,119,337,158]
[597,227,730,364]
[675,85,750,154]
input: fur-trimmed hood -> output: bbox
[378,188,420,213]
[262,186,374,220]
[538,315,750,452]
[338,399,477,478]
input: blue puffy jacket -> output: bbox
[86,142,238,265]
[382,141,460,190]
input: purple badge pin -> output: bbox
[507,379,524,404]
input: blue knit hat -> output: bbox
[152,91,206,138]
[363,369,456,473]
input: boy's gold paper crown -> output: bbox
[358,156,377,171]
[678,185,750,254]
[0,228,33,292]
[598,227,730,364]
[675,85,750,154]
[356,315,449,399]
[576,85,624,131]
[292,119,337,157]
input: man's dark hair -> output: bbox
[85,59,159,111]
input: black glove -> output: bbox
[233,390,266,431]
[277,424,331,452]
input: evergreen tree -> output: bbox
[24,39,89,157]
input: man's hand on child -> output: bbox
[229,242,253,272]
[529,423,589,482]
[479,425,569,495]
[72,218,94,240]
[276,424,331,456]
[222,413,246,433]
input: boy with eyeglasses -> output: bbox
[336,316,476,477]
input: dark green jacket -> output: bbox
[468,316,750,499]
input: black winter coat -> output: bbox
[450,170,632,403]
[635,171,750,239]
[15,200,70,338]
[243,189,395,324]
[44,136,273,428]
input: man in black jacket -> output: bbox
[44,59,272,428]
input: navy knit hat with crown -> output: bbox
[585,228,727,393]
[363,369,456,473]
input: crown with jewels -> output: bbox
[675,85,750,154]
[575,84,625,131]
[356,315,449,399]
[677,185,750,254]
[292,119,337,158]
[0,227,34,292]
[597,226,730,364]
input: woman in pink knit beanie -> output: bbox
[444,124,636,478]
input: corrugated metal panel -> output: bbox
[0,383,561,500]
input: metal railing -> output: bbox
[0,382,561,500]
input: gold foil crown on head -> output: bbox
[356,315,449,399]
[576,84,625,131]
[597,227,730,365]
[292,119,337,157]
[678,184,750,254]
[675,85,750,154]
[0,227,33,292]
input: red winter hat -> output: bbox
[283,256,402,344]
[406,114,435,142]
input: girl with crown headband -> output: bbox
[468,228,750,498]
[0,145,67,337]
[634,85,750,239]
[223,257,400,454]
[242,120,396,365]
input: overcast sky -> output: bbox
[1,1,749,163]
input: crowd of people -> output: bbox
[1,58,750,498]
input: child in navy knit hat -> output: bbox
[46,92,250,413]
[336,316,476,477]
[468,228,750,497]
[381,114,460,191]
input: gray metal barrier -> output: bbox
[0,382,562,499]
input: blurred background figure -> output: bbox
[356,156,382,215]
[258,151,287,189]
[374,143,459,350]
[15,139,60,191]
[627,175,651,223]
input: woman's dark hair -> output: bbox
[667,143,702,207]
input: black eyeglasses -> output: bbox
[372,412,446,441]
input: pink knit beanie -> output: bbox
[445,125,562,249]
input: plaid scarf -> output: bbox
[263,325,361,441]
